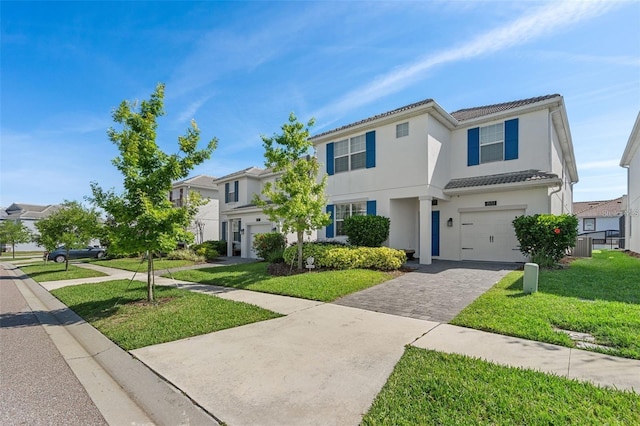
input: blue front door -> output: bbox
[432,211,440,256]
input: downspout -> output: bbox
[548,108,563,213]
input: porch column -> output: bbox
[419,196,432,265]
[227,219,233,257]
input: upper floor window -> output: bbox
[467,118,518,166]
[480,123,504,163]
[396,122,409,138]
[335,134,366,173]
[326,131,376,176]
[225,180,239,203]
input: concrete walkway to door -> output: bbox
[334,260,518,322]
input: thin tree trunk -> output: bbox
[11,243,15,259]
[147,250,154,302]
[297,230,303,270]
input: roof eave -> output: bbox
[310,100,457,145]
[443,177,562,196]
[620,112,640,167]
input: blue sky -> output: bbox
[1,1,639,207]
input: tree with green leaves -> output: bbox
[0,220,33,259]
[34,201,101,270]
[254,113,331,270]
[90,83,217,302]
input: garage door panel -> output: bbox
[460,210,526,262]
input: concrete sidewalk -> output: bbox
[8,260,640,425]
[1,263,219,426]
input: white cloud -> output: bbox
[312,1,616,127]
[579,159,623,170]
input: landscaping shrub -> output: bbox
[191,240,224,261]
[252,232,286,261]
[283,242,405,271]
[166,249,205,263]
[513,214,578,267]
[343,215,390,247]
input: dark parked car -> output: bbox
[47,246,106,263]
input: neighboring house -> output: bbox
[311,94,578,264]
[170,175,219,244]
[621,112,640,254]
[0,203,60,251]
[215,167,315,259]
[573,197,625,249]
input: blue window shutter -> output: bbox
[505,118,519,160]
[234,180,239,202]
[366,200,376,215]
[366,131,376,168]
[225,182,230,203]
[221,222,227,241]
[468,128,480,166]
[326,143,334,175]
[326,205,335,238]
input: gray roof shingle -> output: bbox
[450,94,560,121]
[310,98,434,140]
[444,170,559,190]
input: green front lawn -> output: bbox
[20,263,107,282]
[169,262,395,302]
[452,250,640,359]
[363,346,640,425]
[94,257,195,272]
[51,279,281,350]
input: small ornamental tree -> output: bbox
[90,83,217,302]
[343,215,390,247]
[512,214,578,267]
[0,220,32,259]
[254,113,331,270]
[34,201,102,270]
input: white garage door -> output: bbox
[248,224,273,259]
[460,210,526,262]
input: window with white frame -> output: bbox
[228,183,236,202]
[396,122,409,138]
[480,123,504,163]
[334,134,366,173]
[335,202,366,236]
[232,220,241,242]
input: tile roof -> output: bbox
[310,98,434,140]
[573,197,624,217]
[449,94,560,121]
[444,170,559,190]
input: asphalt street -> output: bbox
[0,266,107,425]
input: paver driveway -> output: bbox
[333,260,518,322]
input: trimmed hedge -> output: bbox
[252,232,286,261]
[343,215,390,247]
[283,242,406,271]
[191,240,225,261]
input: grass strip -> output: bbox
[169,262,394,302]
[363,346,640,425]
[452,251,640,359]
[51,279,281,350]
[20,263,107,282]
[94,258,195,272]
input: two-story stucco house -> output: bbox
[0,203,61,251]
[215,167,318,258]
[311,94,578,264]
[621,112,640,254]
[169,175,219,244]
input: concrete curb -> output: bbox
[8,265,220,426]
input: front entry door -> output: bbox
[432,211,440,257]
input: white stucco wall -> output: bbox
[626,149,640,252]
[449,109,551,180]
